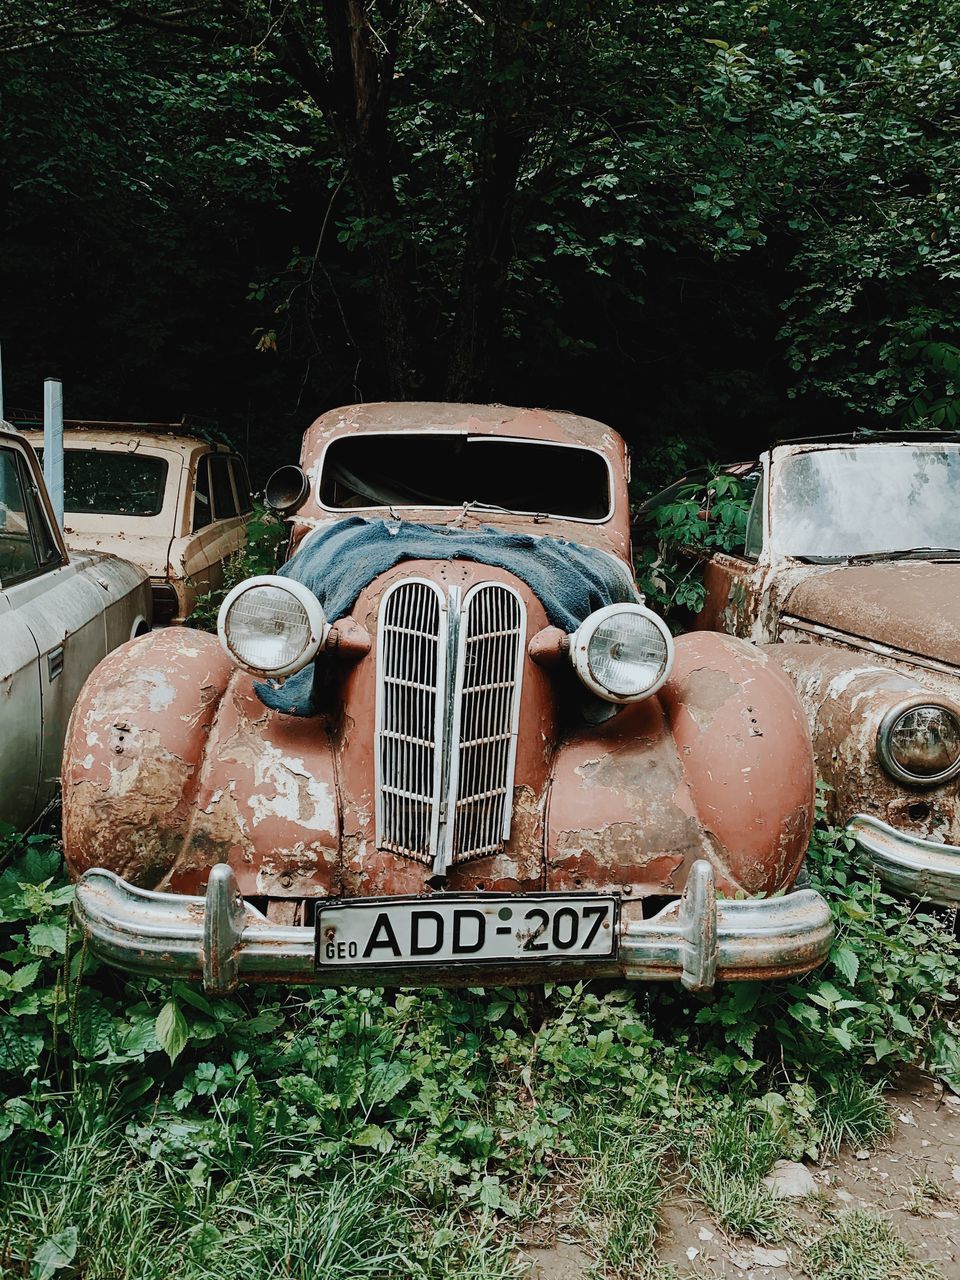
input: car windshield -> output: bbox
[319,434,611,520]
[772,443,960,560]
[47,449,169,517]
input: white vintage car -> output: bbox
[0,422,151,827]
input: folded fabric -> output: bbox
[255,516,638,715]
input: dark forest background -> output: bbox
[1,0,959,486]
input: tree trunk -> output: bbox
[283,0,421,397]
[445,10,529,401]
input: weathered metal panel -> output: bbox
[548,632,813,898]
[784,562,960,669]
[62,627,235,885]
[775,641,960,845]
[0,600,42,827]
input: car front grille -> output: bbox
[375,578,526,872]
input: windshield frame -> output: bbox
[315,431,616,524]
[767,440,960,563]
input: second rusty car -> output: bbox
[677,432,960,913]
[63,403,832,993]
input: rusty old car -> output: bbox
[679,432,960,913]
[64,403,833,994]
[22,422,252,624]
[0,421,151,828]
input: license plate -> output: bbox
[315,894,618,969]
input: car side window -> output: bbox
[210,455,238,521]
[0,447,62,585]
[230,457,253,514]
[743,472,764,559]
[193,455,212,531]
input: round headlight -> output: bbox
[878,702,960,786]
[570,604,674,703]
[217,575,327,677]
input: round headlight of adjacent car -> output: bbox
[570,603,674,703]
[217,575,327,677]
[877,702,960,786]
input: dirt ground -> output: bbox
[522,1074,960,1279]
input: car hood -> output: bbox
[784,561,960,666]
[62,528,170,580]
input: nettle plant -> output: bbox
[634,470,752,622]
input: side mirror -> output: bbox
[264,464,309,515]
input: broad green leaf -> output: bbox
[155,1000,189,1064]
[28,922,67,954]
[33,1227,78,1280]
[832,945,859,984]
[6,961,41,993]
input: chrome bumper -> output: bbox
[74,859,834,996]
[847,813,960,907]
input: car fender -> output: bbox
[62,626,341,896]
[548,632,814,896]
[771,641,960,842]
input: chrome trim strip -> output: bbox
[779,616,959,679]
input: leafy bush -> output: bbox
[187,503,286,632]
[633,469,753,619]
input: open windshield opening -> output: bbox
[319,434,612,521]
[773,443,960,560]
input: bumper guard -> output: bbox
[847,813,960,907]
[74,859,834,995]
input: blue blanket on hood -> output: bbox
[255,516,638,715]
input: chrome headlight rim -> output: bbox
[217,575,327,678]
[877,698,960,787]
[570,602,674,704]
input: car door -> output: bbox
[178,451,247,599]
[693,465,767,639]
[3,437,112,812]
[0,443,44,826]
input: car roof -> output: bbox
[772,429,960,448]
[302,401,625,456]
[18,423,232,456]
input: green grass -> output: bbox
[682,1111,789,1242]
[818,1077,890,1156]
[803,1209,941,1280]
[2,802,960,1277]
[0,1129,526,1280]
[570,1112,666,1276]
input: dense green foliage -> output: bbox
[634,468,754,618]
[187,501,285,630]
[2,0,960,471]
[2,805,957,1275]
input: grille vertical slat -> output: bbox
[449,583,525,864]
[375,579,447,862]
[375,578,525,867]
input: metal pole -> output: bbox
[44,378,64,529]
[0,343,4,422]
